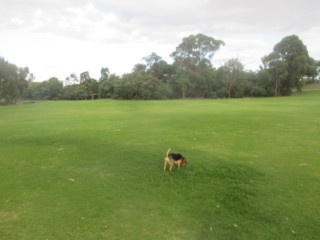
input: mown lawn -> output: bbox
[1,90,320,239]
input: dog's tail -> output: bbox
[166,148,171,157]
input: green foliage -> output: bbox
[262,35,317,95]
[24,78,63,100]
[113,72,170,100]
[169,33,225,98]
[217,87,228,98]
[62,84,85,100]
[0,58,29,104]
[171,33,225,66]
[251,86,267,97]
[80,71,99,100]
[99,67,110,82]
[98,74,120,99]
[217,59,244,98]
[2,34,319,102]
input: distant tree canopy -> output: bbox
[1,34,319,103]
[262,35,317,95]
[171,33,225,67]
[0,58,30,104]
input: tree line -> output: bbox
[1,34,319,103]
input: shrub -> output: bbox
[251,86,267,97]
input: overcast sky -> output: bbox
[0,0,319,81]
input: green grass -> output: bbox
[1,90,320,239]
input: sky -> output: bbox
[0,0,319,81]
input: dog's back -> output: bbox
[168,153,184,161]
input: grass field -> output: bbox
[1,89,320,239]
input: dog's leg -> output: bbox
[176,160,183,170]
[164,158,168,171]
[164,148,171,172]
[169,161,174,172]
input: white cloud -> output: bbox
[1,0,320,81]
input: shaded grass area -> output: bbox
[1,92,320,239]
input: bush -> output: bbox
[251,86,267,97]
[207,91,218,99]
[217,87,228,98]
[232,87,244,98]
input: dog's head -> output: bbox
[181,157,188,165]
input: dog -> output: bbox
[164,148,187,172]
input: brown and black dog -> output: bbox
[164,148,187,172]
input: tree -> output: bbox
[218,59,244,98]
[171,33,225,66]
[143,52,163,70]
[80,71,98,100]
[99,74,120,98]
[99,67,110,82]
[171,34,224,98]
[64,73,79,86]
[316,60,320,82]
[0,58,29,104]
[25,77,63,100]
[47,77,63,100]
[141,53,175,88]
[261,54,288,96]
[263,35,317,94]
[174,67,190,98]
[133,63,147,73]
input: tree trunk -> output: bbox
[181,85,187,99]
[275,80,279,96]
